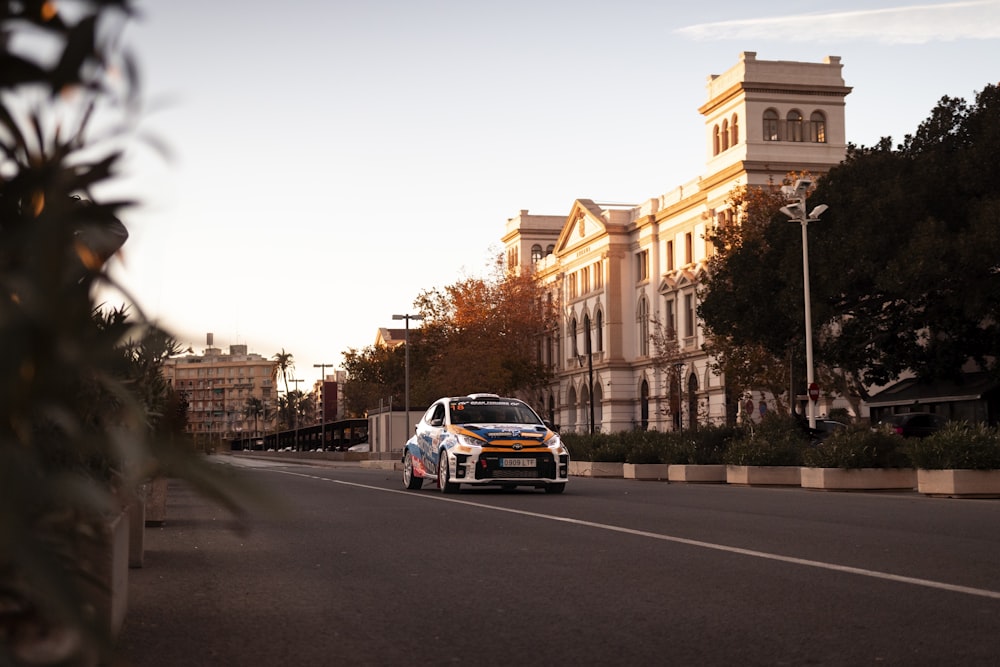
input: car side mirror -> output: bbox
[429,418,443,427]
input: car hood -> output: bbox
[449,423,553,444]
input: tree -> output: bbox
[341,343,404,416]
[244,397,264,440]
[412,255,556,399]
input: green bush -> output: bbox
[803,425,910,469]
[906,422,1000,470]
[667,424,739,464]
[722,414,808,466]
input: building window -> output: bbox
[667,240,674,271]
[684,293,696,341]
[581,266,590,293]
[546,244,555,255]
[810,111,827,143]
[531,244,543,262]
[684,232,693,265]
[569,272,578,299]
[638,297,649,357]
[721,119,730,151]
[763,109,779,141]
[593,260,603,289]
[665,298,676,338]
[713,125,720,155]
[636,250,648,282]
[730,113,739,146]
[787,110,804,142]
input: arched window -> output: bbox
[810,111,827,143]
[763,109,779,141]
[721,119,730,151]
[637,297,649,357]
[583,314,592,356]
[713,125,720,155]
[545,244,555,255]
[787,110,804,142]
[530,244,543,262]
[730,113,739,146]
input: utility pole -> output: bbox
[290,378,303,449]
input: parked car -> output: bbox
[347,442,370,452]
[401,393,569,494]
[879,412,946,438]
[809,419,849,445]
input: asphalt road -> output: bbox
[118,458,1000,666]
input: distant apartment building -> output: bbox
[163,334,278,444]
[502,52,851,432]
[312,369,347,423]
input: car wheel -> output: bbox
[403,454,423,490]
[437,450,459,494]
[544,483,566,494]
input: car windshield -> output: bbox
[449,399,543,426]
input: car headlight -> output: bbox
[454,434,484,452]
[544,433,568,455]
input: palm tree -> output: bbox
[244,397,264,443]
[272,349,294,398]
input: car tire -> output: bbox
[403,454,423,490]
[544,483,566,494]
[437,450,459,494]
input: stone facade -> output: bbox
[502,52,851,433]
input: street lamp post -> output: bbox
[313,362,334,449]
[674,362,685,431]
[780,178,828,431]
[392,313,423,437]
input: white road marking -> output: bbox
[273,469,1000,601]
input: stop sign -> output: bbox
[808,382,820,402]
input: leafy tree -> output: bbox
[412,255,555,398]
[341,343,405,416]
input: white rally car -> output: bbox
[401,394,569,494]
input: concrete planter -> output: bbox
[623,463,670,481]
[668,464,727,483]
[727,465,801,486]
[801,467,917,491]
[917,469,1000,498]
[145,476,169,526]
[569,461,624,478]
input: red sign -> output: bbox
[808,382,820,402]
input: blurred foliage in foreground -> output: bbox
[1,3,275,664]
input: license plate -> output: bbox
[501,458,536,468]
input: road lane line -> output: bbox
[274,470,1000,601]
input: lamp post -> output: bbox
[392,313,423,436]
[313,362,334,450]
[780,178,828,431]
[578,315,595,434]
[673,361,685,431]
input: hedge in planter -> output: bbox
[803,425,912,469]
[907,422,1000,470]
[722,415,807,466]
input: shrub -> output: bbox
[907,422,1000,470]
[668,424,739,465]
[722,414,808,466]
[803,425,910,469]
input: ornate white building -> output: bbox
[502,52,852,432]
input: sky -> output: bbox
[100,0,1000,390]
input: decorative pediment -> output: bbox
[658,262,708,292]
[554,199,610,255]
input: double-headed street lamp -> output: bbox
[780,178,828,431]
[392,313,423,436]
[289,377,303,449]
[313,362,334,449]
